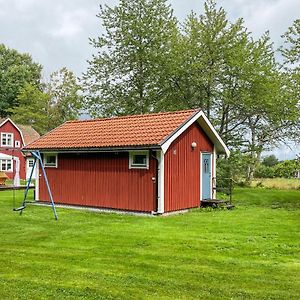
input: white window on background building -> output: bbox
[43,153,58,168]
[1,133,14,147]
[0,159,13,172]
[28,159,34,168]
[129,151,149,169]
[15,140,21,148]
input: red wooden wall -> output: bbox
[39,152,157,212]
[0,120,26,179]
[164,122,213,212]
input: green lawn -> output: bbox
[0,188,299,299]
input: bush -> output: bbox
[273,160,299,178]
[254,165,275,178]
[255,159,299,179]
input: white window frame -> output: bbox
[129,151,149,169]
[15,140,21,148]
[1,132,14,147]
[43,153,58,168]
[0,159,13,172]
[27,158,34,168]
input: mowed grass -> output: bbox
[0,188,299,299]
[251,178,300,190]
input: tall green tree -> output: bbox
[281,19,300,69]
[7,83,50,134]
[0,44,42,117]
[280,19,300,143]
[82,0,179,117]
[172,0,250,145]
[47,67,82,128]
[9,68,82,134]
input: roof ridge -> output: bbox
[68,108,200,123]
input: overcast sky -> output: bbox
[0,0,298,158]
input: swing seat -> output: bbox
[13,206,26,212]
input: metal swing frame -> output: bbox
[13,150,58,220]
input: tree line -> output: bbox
[0,0,299,180]
[0,45,82,135]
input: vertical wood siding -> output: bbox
[39,152,157,212]
[0,121,26,179]
[164,122,213,212]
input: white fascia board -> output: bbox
[0,118,25,146]
[199,113,230,157]
[160,110,230,157]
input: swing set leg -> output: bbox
[14,150,58,220]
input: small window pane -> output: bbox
[1,133,13,147]
[133,154,147,166]
[28,160,34,168]
[0,159,13,171]
[44,154,57,167]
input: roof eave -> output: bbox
[22,145,161,153]
[160,110,230,157]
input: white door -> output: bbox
[26,158,36,180]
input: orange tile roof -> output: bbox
[25,109,200,150]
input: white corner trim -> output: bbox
[160,110,230,157]
[0,118,25,146]
[200,152,203,202]
[213,146,217,199]
[156,150,164,214]
[35,161,39,201]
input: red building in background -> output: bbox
[0,118,40,180]
[25,109,230,214]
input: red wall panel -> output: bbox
[39,152,157,212]
[0,121,26,179]
[164,122,213,212]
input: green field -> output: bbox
[251,178,300,190]
[0,188,299,299]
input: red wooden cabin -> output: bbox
[0,118,40,180]
[24,109,229,214]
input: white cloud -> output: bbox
[218,0,299,45]
[49,9,91,38]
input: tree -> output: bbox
[262,155,279,167]
[8,68,82,134]
[173,0,251,146]
[7,83,50,134]
[82,0,179,117]
[0,44,42,117]
[280,19,300,143]
[47,67,82,128]
[281,19,300,69]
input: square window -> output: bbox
[15,141,21,148]
[1,133,14,147]
[28,159,34,168]
[0,159,13,172]
[44,153,57,168]
[129,151,149,169]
